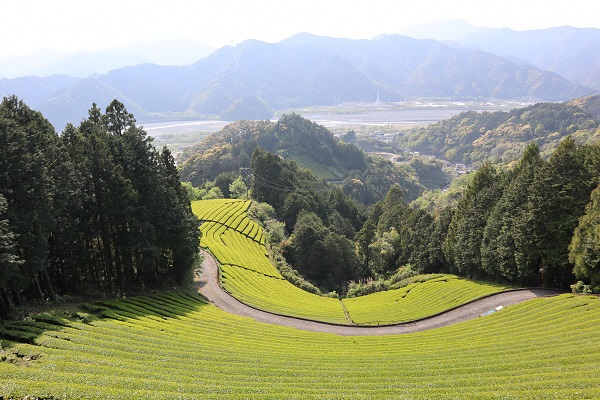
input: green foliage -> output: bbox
[0,194,22,318]
[368,228,401,274]
[179,113,369,187]
[397,156,451,191]
[181,181,203,201]
[287,211,360,293]
[346,265,418,297]
[0,95,60,305]
[570,280,600,294]
[569,183,600,287]
[228,176,248,199]
[342,155,423,204]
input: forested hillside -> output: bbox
[395,100,600,164]
[0,97,199,318]
[178,113,429,202]
[279,139,600,293]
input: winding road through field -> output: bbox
[196,251,559,336]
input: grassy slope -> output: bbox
[1,292,599,399]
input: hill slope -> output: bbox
[178,113,370,183]
[401,21,600,90]
[396,99,600,164]
[178,113,434,202]
[193,198,510,325]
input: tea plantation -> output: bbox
[1,199,599,398]
[1,291,599,398]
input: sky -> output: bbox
[2,0,600,57]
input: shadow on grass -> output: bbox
[0,290,208,354]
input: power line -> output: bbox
[570,88,600,102]
[241,168,294,192]
[241,168,291,191]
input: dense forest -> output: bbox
[0,97,199,318]
[247,138,600,294]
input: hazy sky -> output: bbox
[2,0,600,57]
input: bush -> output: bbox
[571,280,600,294]
[346,265,420,297]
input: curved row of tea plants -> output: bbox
[287,152,343,180]
[344,275,511,325]
[192,199,509,325]
[192,199,264,244]
[220,264,349,324]
[1,292,599,398]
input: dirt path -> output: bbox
[195,251,559,336]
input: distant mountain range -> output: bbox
[0,31,594,129]
[402,20,600,89]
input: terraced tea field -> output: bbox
[1,291,599,398]
[192,199,510,325]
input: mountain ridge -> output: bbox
[0,33,591,129]
[402,20,600,89]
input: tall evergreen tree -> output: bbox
[377,185,409,233]
[355,219,376,276]
[0,193,23,318]
[481,143,543,284]
[444,162,503,279]
[527,137,594,288]
[0,96,59,300]
[569,183,600,287]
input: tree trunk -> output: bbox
[31,266,45,300]
[99,220,114,292]
[42,268,57,301]
[0,285,12,319]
